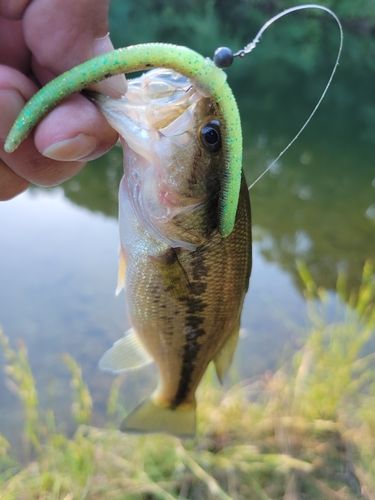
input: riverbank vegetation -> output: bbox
[0,263,374,499]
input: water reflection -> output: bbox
[59,146,123,218]
[0,190,126,447]
[248,127,375,292]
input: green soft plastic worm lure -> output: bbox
[4,43,242,238]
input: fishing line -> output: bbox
[213,4,343,191]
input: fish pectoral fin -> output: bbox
[121,396,196,438]
[149,249,190,300]
[213,318,240,384]
[99,328,153,373]
[115,247,126,296]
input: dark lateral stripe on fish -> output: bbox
[172,338,201,408]
[185,327,205,341]
[172,292,207,407]
[185,314,205,329]
[190,254,209,281]
[189,280,206,295]
[185,297,207,314]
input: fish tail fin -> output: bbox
[120,397,196,438]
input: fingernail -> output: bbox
[0,90,25,140]
[42,133,97,161]
[92,34,127,96]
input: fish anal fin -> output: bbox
[99,328,153,373]
[121,396,196,438]
[115,247,126,296]
[149,249,190,300]
[213,318,241,384]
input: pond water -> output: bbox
[1,30,374,451]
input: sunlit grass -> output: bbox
[0,263,374,499]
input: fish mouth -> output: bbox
[84,69,201,163]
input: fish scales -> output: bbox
[127,176,250,408]
[94,68,252,437]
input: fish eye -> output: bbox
[200,120,221,153]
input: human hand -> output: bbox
[0,0,126,200]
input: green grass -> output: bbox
[0,263,374,499]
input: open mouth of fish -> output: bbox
[85,69,212,250]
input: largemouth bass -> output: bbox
[91,68,252,438]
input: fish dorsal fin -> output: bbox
[149,249,190,300]
[99,328,153,373]
[121,396,196,438]
[115,247,126,296]
[213,318,240,383]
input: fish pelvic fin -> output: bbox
[121,396,196,438]
[99,328,153,373]
[213,318,241,384]
[115,247,126,296]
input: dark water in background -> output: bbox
[0,23,374,450]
